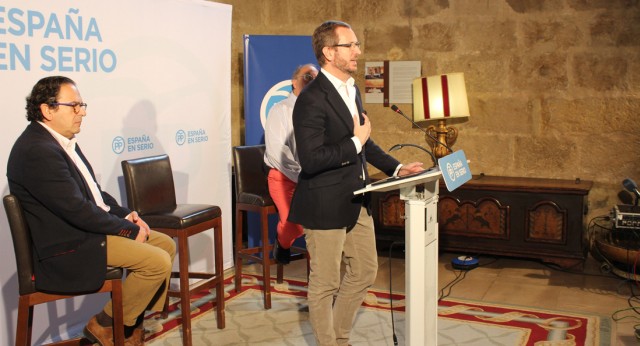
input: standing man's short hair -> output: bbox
[312,20,351,67]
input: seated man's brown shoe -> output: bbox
[83,315,114,346]
[124,327,145,346]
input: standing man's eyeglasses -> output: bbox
[49,102,88,114]
[332,42,361,49]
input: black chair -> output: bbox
[232,145,308,309]
[121,154,225,346]
[3,194,125,346]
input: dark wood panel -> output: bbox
[371,174,593,268]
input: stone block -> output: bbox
[455,133,516,175]
[568,0,639,11]
[510,53,569,91]
[590,11,640,47]
[460,20,518,51]
[469,97,535,136]
[413,23,456,52]
[341,0,401,23]
[522,19,582,51]
[452,0,512,16]
[440,53,510,92]
[512,136,579,176]
[505,0,564,13]
[542,97,640,134]
[572,53,628,91]
[364,25,413,55]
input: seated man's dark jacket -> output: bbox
[7,122,140,293]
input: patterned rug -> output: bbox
[144,275,609,345]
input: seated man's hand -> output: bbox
[134,229,148,243]
[127,211,151,243]
[398,162,424,176]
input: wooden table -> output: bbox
[371,174,593,268]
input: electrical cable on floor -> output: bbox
[438,265,468,301]
[604,247,640,339]
[476,256,499,268]
[438,253,490,301]
[541,261,619,279]
[388,241,403,346]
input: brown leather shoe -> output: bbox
[83,316,114,346]
[124,327,145,346]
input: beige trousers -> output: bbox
[304,207,378,346]
[103,230,176,326]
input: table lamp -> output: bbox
[412,72,470,159]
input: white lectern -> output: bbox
[355,168,441,346]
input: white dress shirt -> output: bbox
[38,121,110,212]
[320,69,403,177]
[264,92,301,182]
[321,68,363,154]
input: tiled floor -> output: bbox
[242,251,640,345]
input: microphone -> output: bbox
[389,143,436,167]
[390,105,453,154]
[623,178,640,205]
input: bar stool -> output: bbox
[232,144,308,309]
[121,154,225,346]
[4,194,125,346]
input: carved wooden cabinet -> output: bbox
[371,174,593,268]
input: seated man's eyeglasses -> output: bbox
[49,102,88,114]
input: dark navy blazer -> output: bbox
[289,72,400,230]
[7,122,139,293]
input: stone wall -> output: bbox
[214,0,639,220]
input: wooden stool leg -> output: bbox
[261,208,271,309]
[277,264,284,284]
[234,208,244,293]
[177,234,193,346]
[16,297,31,346]
[111,279,125,346]
[306,252,311,282]
[161,294,170,319]
[214,222,225,329]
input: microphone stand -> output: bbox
[390,105,453,155]
[389,143,437,168]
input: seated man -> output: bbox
[264,63,318,264]
[6,76,176,346]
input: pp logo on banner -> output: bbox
[438,150,471,192]
[259,80,292,129]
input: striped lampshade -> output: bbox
[412,73,470,122]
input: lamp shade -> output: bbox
[412,72,470,122]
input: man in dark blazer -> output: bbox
[7,76,176,346]
[289,21,424,346]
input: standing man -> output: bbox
[289,21,424,345]
[7,76,176,346]
[264,63,318,264]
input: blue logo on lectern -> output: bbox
[438,150,471,191]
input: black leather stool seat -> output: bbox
[236,193,273,207]
[143,205,222,229]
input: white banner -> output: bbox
[0,0,232,343]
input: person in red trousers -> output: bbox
[264,63,318,264]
